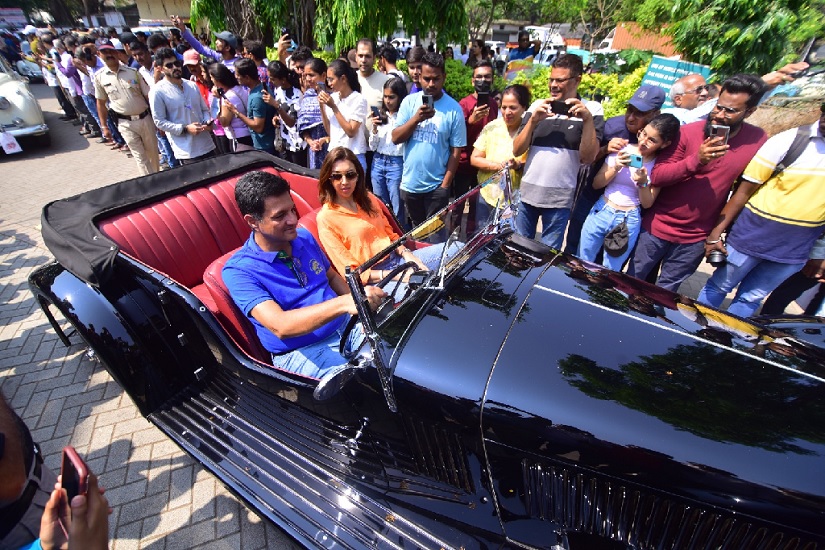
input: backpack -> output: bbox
[770,125,812,180]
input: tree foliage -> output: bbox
[466,0,503,41]
[664,0,825,77]
[313,0,467,53]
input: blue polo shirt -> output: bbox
[247,83,277,154]
[223,229,345,354]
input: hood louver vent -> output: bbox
[522,461,818,550]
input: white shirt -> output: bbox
[325,90,368,154]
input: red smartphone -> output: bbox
[61,446,89,502]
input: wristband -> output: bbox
[705,238,722,245]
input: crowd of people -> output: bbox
[1,23,823,378]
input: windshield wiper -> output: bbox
[424,226,461,291]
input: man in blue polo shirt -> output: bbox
[223,171,386,377]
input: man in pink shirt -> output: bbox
[629,74,768,292]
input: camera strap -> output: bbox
[770,125,811,181]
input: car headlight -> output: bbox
[0,97,11,110]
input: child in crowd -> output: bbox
[263,61,304,165]
[296,57,329,169]
[578,113,680,271]
[369,77,407,225]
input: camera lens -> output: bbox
[707,250,727,267]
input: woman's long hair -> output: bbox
[318,147,375,216]
[328,59,361,93]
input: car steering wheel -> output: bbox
[338,261,418,357]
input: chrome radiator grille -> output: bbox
[522,461,818,550]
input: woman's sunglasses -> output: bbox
[329,170,358,182]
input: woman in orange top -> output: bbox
[317,147,450,284]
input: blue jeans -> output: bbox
[271,323,363,378]
[628,230,705,292]
[356,153,367,173]
[157,131,180,168]
[578,197,641,271]
[515,202,570,250]
[697,243,805,317]
[371,153,404,224]
[81,94,102,130]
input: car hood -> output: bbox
[386,232,825,535]
[478,244,825,534]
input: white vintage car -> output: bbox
[0,53,49,147]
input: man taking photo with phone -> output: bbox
[392,52,466,235]
[513,53,604,249]
[149,47,216,165]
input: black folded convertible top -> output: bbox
[41,151,319,286]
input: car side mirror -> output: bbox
[313,361,366,401]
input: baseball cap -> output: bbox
[97,40,116,51]
[628,84,666,112]
[213,31,238,50]
[183,49,201,66]
[23,25,37,35]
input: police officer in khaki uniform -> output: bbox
[94,40,160,175]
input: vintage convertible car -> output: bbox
[0,53,49,147]
[30,152,825,549]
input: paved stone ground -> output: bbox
[1,83,803,550]
[0,84,299,549]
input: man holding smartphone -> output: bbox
[457,60,499,231]
[392,52,467,235]
[513,53,604,249]
[149,47,216,165]
[629,74,768,292]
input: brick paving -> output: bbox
[0,84,299,549]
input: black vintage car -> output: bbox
[29,152,825,549]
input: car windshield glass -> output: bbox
[347,168,515,321]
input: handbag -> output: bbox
[603,218,629,257]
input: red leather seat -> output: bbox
[202,249,271,364]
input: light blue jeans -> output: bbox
[697,243,806,317]
[371,153,404,224]
[578,196,641,271]
[271,323,363,378]
[515,202,570,250]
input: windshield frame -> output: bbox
[343,169,515,411]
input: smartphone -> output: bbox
[629,154,644,169]
[476,91,490,106]
[317,81,328,93]
[710,124,730,145]
[549,100,570,117]
[280,27,291,41]
[370,106,385,125]
[202,119,216,126]
[422,94,433,108]
[61,446,89,502]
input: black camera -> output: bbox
[707,249,727,267]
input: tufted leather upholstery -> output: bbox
[97,167,316,363]
[202,249,271,363]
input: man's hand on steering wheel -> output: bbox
[363,286,387,311]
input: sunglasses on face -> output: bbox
[164,60,182,69]
[684,84,709,95]
[329,170,358,182]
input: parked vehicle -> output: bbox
[30,152,825,549]
[0,53,48,147]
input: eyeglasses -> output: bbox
[276,252,308,287]
[163,60,182,69]
[330,170,358,182]
[712,103,745,115]
[637,129,660,145]
[683,84,708,95]
[550,76,574,84]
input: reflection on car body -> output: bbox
[29,152,825,549]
